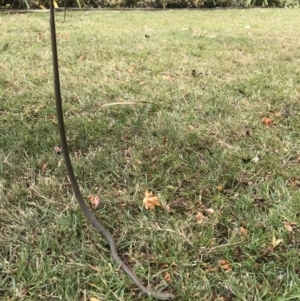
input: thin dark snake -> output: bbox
[49,3,175,300]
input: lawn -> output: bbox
[1,8,300,301]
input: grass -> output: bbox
[1,8,300,301]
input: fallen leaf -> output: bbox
[242,98,250,106]
[239,226,248,235]
[41,162,48,173]
[272,236,283,249]
[18,285,29,297]
[283,222,293,232]
[262,117,273,126]
[143,190,160,210]
[261,246,273,255]
[218,259,232,270]
[90,298,101,301]
[205,208,214,215]
[205,267,219,273]
[123,134,131,141]
[53,146,61,154]
[216,185,224,192]
[89,195,100,209]
[274,112,282,118]
[213,218,219,226]
[58,159,63,167]
[79,55,86,61]
[196,211,204,223]
[164,272,171,282]
[162,74,172,81]
[171,262,178,268]
[70,95,79,102]
[218,259,228,265]
[48,115,58,125]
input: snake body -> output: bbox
[49,4,175,300]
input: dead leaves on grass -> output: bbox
[218,259,232,271]
[196,211,204,223]
[262,117,273,126]
[89,298,101,301]
[41,162,48,173]
[164,272,171,282]
[88,195,100,209]
[283,221,297,232]
[78,55,86,61]
[262,112,282,127]
[143,189,160,210]
[162,74,172,81]
[239,226,248,236]
[271,235,283,249]
[53,145,62,154]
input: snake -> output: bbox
[49,3,175,300]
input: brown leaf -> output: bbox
[262,117,273,126]
[218,259,232,270]
[70,95,79,102]
[196,211,204,223]
[283,222,293,232]
[41,162,48,173]
[88,195,100,209]
[213,218,219,226]
[19,286,29,297]
[205,208,214,215]
[90,298,101,301]
[242,98,250,106]
[171,262,178,268]
[274,112,282,118]
[49,115,58,125]
[143,190,160,210]
[261,246,273,255]
[164,272,171,282]
[239,226,248,235]
[216,185,224,192]
[79,55,86,61]
[162,74,172,81]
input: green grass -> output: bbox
[1,8,300,301]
